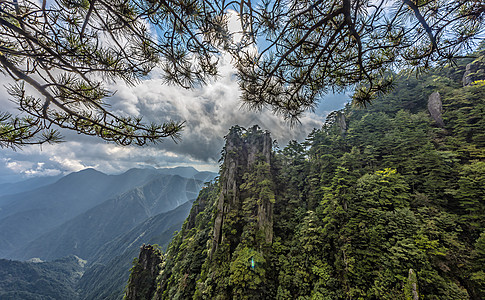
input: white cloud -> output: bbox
[101,51,325,163]
[0,10,350,181]
[50,156,92,172]
[24,162,62,177]
[5,160,34,173]
[0,51,337,180]
[3,158,61,178]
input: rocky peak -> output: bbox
[463,58,485,86]
[124,244,163,300]
[212,125,274,256]
[336,111,347,134]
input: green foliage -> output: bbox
[240,161,276,205]
[152,183,220,299]
[452,161,485,236]
[229,246,266,298]
[0,256,85,300]
[404,269,419,300]
[469,232,485,296]
[129,52,485,299]
[125,245,163,300]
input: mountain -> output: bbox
[0,255,86,300]
[154,166,199,178]
[9,175,201,261]
[126,50,485,299]
[0,166,216,299]
[77,200,194,300]
[0,168,149,257]
[0,175,62,197]
[0,167,215,258]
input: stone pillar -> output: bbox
[427,92,444,127]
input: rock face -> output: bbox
[124,244,163,300]
[405,268,419,300]
[336,111,347,134]
[463,60,485,86]
[143,125,275,299]
[427,92,445,127]
[212,125,274,256]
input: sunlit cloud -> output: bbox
[0,10,349,182]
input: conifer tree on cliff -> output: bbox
[0,0,483,147]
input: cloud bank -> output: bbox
[0,52,349,183]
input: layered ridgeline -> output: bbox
[0,167,213,260]
[126,51,485,299]
[11,174,201,262]
[0,167,203,258]
[0,202,195,300]
[77,200,195,300]
[0,167,216,299]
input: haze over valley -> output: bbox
[0,167,216,299]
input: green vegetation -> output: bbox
[128,48,485,299]
[0,256,85,300]
[2,1,483,147]
[125,245,163,300]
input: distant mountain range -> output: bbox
[0,166,216,299]
[0,175,63,197]
[10,174,200,261]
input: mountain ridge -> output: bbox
[125,51,485,299]
[77,200,195,300]
[9,174,202,261]
[0,167,216,258]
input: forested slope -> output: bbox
[0,256,85,299]
[126,49,485,299]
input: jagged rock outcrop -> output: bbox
[463,59,485,86]
[212,125,274,256]
[405,268,419,300]
[336,111,347,134]
[185,194,208,230]
[147,126,275,299]
[427,92,445,127]
[124,244,163,300]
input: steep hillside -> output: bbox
[77,200,194,300]
[126,50,485,299]
[0,256,86,300]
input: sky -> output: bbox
[0,53,350,183]
[0,9,351,184]
[2,0,483,184]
